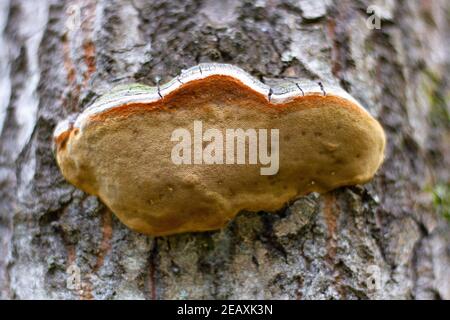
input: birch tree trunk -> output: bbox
[0,0,449,300]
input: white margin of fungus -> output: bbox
[54,63,370,139]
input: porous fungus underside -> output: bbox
[54,63,385,236]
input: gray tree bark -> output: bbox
[0,0,449,300]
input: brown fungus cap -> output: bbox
[54,63,386,236]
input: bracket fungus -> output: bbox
[54,63,385,236]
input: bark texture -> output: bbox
[0,0,449,299]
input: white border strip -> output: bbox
[56,63,370,138]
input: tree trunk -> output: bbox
[0,0,449,300]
